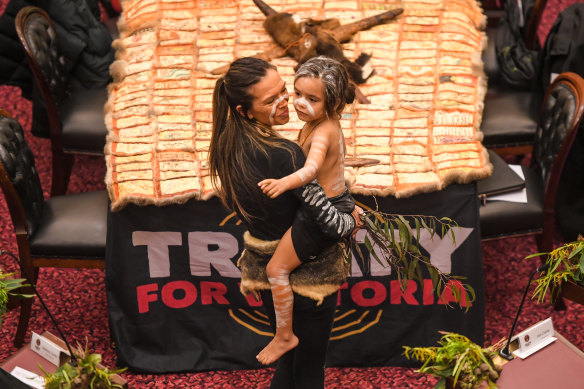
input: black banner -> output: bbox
[106,183,484,373]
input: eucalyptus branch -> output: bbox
[530,236,584,304]
[403,332,504,389]
[42,339,127,389]
[353,209,475,310]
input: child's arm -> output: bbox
[259,128,331,199]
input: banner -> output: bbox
[106,183,484,373]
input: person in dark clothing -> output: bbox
[0,0,114,95]
[209,57,362,389]
[0,0,115,137]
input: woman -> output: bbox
[209,57,361,388]
[256,56,359,366]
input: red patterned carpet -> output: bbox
[1,2,584,388]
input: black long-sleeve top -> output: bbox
[235,138,355,241]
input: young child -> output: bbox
[256,56,356,365]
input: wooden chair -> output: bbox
[0,110,107,347]
[480,0,548,156]
[480,72,584,254]
[15,6,109,196]
[558,280,584,305]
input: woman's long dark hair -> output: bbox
[209,57,296,221]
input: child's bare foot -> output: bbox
[256,334,299,365]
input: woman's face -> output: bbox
[244,68,289,126]
[293,76,326,122]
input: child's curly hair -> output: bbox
[295,56,356,119]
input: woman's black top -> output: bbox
[236,138,355,241]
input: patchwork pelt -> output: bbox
[105,0,490,211]
[237,231,350,305]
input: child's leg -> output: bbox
[256,228,301,365]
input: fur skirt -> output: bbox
[237,231,351,305]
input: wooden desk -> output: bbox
[496,332,584,389]
[1,332,127,388]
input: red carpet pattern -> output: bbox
[1,0,583,387]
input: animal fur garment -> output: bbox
[237,232,350,305]
[263,13,374,84]
[253,0,404,84]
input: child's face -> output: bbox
[293,76,326,122]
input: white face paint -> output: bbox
[293,96,315,119]
[268,92,289,124]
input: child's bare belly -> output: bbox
[318,171,346,198]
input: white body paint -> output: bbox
[269,92,289,124]
[268,268,294,328]
[293,134,326,184]
[331,126,346,193]
[294,126,347,198]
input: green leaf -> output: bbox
[87,353,102,365]
[389,222,396,244]
[13,293,34,299]
[421,217,429,233]
[415,260,424,283]
[365,216,378,231]
[525,252,545,259]
[434,378,446,389]
[466,285,476,303]
[407,259,416,280]
[429,267,439,289]
[430,218,437,239]
[364,236,383,267]
[354,241,364,262]
[398,220,409,247]
[449,226,457,246]
[568,244,583,259]
[397,214,411,231]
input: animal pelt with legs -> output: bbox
[264,12,373,84]
[211,1,403,103]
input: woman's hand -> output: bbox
[351,205,365,239]
[258,177,292,199]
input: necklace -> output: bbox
[299,117,326,147]
[254,120,272,137]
